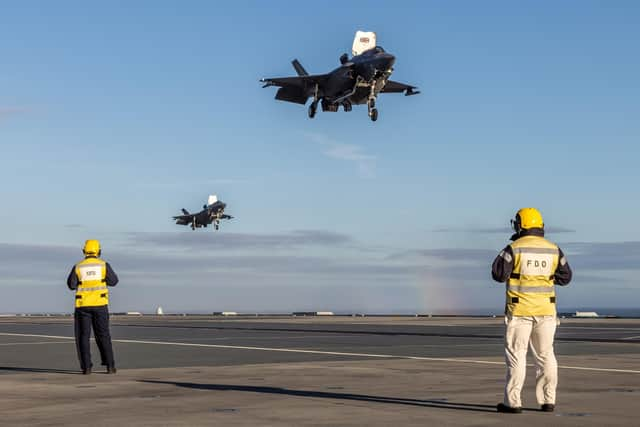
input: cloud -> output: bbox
[0,239,491,314]
[5,239,640,279]
[388,248,496,263]
[0,107,28,120]
[0,243,77,265]
[433,226,576,234]
[0,237,406,280]
[562,241,640,271]
[306,133,376,178]
[115,254,413,278]
[390,241,640,276]
[0,237,495,291]
[2,238,638,313]
[125,229,355,251]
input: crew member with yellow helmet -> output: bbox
[491,208,572,414]
[66,239,119,375]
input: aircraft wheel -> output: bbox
[308,104,317,119]
[368,98,376,109]
[370,108,378,122]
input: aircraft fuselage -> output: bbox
[261,36,418,121]
[322,48,396,106]
[174,202,228,229]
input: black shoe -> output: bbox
[497,403,522,413]
[541,403,555,412]
[82,367,92,375]
[106,366,117,374]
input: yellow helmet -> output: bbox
[512,207,544,232]
[82,239,101,257]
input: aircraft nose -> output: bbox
[383,53,395,69]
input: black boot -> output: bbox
[541,403,555,412]
[106,366,117,374]
[497,403,522,413]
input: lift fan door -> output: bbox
[352,31,377,56]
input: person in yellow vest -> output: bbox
[491,208,572,414]
[66,239,119,375]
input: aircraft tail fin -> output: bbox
[207,194,218,206]
[352,30,377,56]
[291,59,308,76]
[181,208,190,215]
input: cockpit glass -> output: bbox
[375,46,385,53]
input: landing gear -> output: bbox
[308,83,319,119]
[214,220,220,231]
[367,81,378,122]
[308,102,317,118]
[342,101,352,112]
[367,97,378,122]
[321,99,339,112]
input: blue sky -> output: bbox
[1,1,639,313]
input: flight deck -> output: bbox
[1,316,638,426]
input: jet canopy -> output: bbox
[361,46,385,55]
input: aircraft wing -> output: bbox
[261,74,331,104]
[261,74,330,89]
[172,214,194,221]
[381,80,420,96]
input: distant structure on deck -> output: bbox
[574,311,599,318]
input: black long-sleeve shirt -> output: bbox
[491,229,572,286]
[67,257,119,290]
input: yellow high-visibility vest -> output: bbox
[506,235,560,316]
[74,257,109,308]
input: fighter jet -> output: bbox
[173,195,233,230]
[261,31,419,122]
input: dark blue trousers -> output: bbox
[74,306,115,370]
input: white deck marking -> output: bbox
[0,333,72,340]
[623,336,640,340]
[0,341,72,346]
[136,335,342,342]
[561,327,640,331]
[1,332,639,374]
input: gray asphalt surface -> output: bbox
[1,316,638,371]
[1,316,638,426]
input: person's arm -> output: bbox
[67,266,78,290]
[105,262,119,287]
[554,248,572,286]
[491,245,514,283]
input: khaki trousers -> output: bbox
[504,314,558,407]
